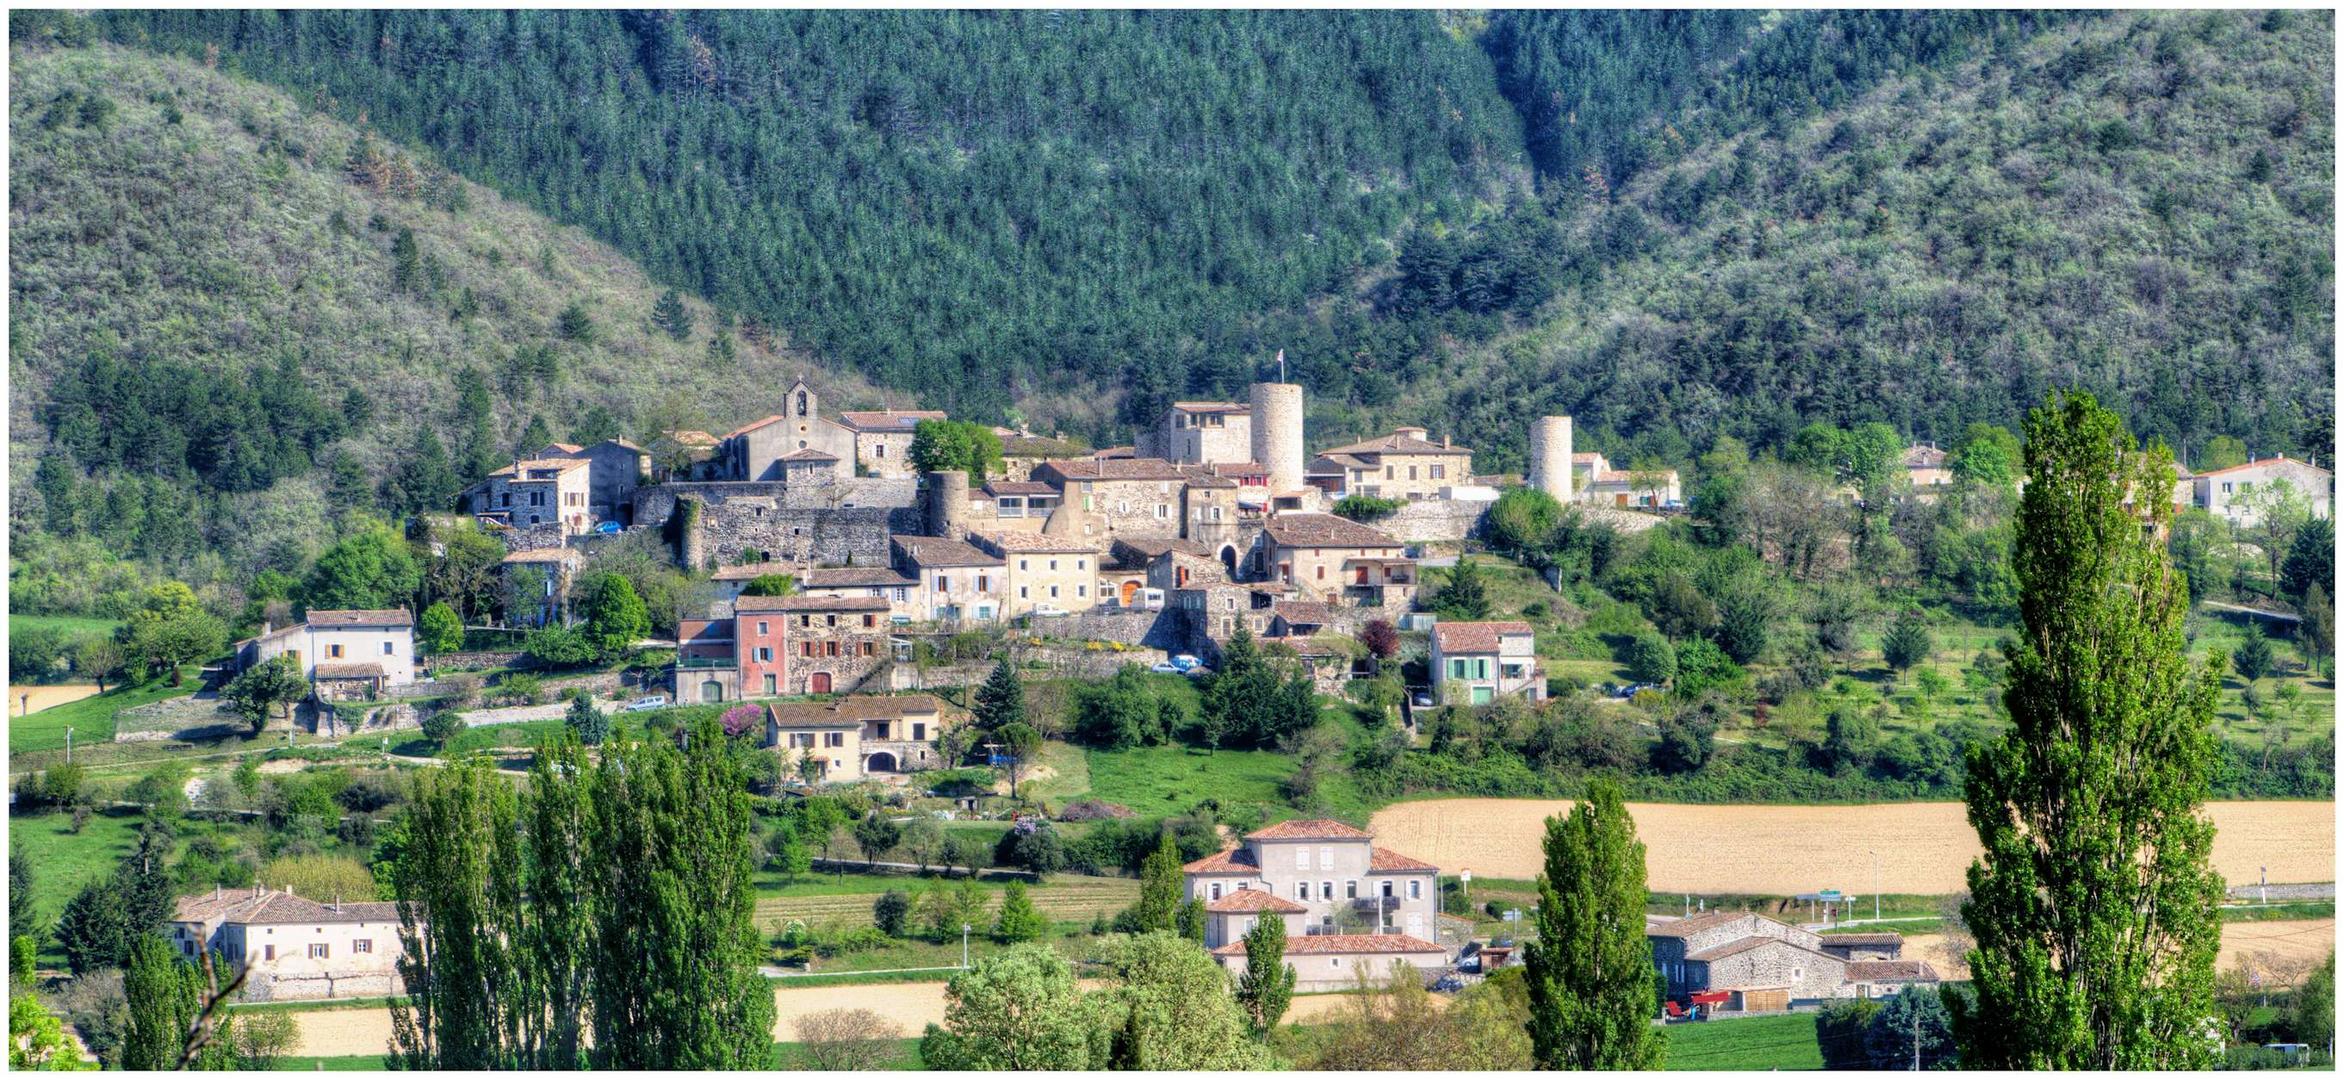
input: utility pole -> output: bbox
[64,726,73,764]
[961,923,971,969]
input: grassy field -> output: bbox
[1083,743,1295,813]
[9,613,123,640]
[1662,1011,1823,1071]
[9,808,147,961]
[7,673,197,753]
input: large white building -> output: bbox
[2192,456,2333,526]
[1183,819,1449,992]
[168,887,406,1001]
[232,609,417,701]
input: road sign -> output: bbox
[1818,889,1843,901]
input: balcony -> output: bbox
[676,656,737,670]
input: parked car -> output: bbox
[1170,654,1202,672]
[1412,691,1435,707]
[1149,662,1181,674]
[620,696,668,712]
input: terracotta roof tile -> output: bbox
[780,448,839,462]
[1367,846,1438,874]
[893,536,1004,568]
[1262,513,1401,550]
[800,567,919,588]
[736,594,889,612]
[1212,933,1445,958]
[982,481,1058,497]
[1205,888,1307,914]
[1035,457,1191,482]
[1181,847,1260,875]
[172,888,401,926]
[972,531,1101,554]
[305,609,414,628]
[1271,601,1335,627]
[1246,819,1372,841]
[724,415,787,438]
[836,410,947,433]
[713,561,803,582]
[1316,430,1471,457]
[768,695,944,729]
[1431,621,1534,654]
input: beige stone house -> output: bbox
[1430,621,1544,704]
[891,535,1005,623]
[534,439,648,524]
[233,610,417,701]
[795,565,922,622]
[168,887,405,1001]
[1901,444,1952,489]
[1648,911,1937,1012]
[767,694,953,779]
[1255,513,1406,597]
[1153,401,1255,466]
[720,379,947,482]
[2192,455,2333,525]
[750,594,890,697]
[1185,819,1449,992]
[1572,451,1683,510]
[837,409,947,479]
[1311,428,1473,501]
[467,457,593,535]
[972,480,1062,533]
[969,531,1102,617]
[1029,457,1191,540]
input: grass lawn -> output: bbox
[9,614,123,640]
[8,673,197,753]
[9,808,146,961]
[1083,742,1295,814]
[1663,1012,1822,1071]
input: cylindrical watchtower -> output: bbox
[924,470,970,539]
[1530,416,1574,503]
[1250,382,1305,494]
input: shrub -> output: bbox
[1624,633,1676,685]
[524,624,595,667]
[1332,494,1404,522]
[794,1008,906,1071]
[873,889,912,937]
[420,709,466,747]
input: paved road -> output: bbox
[2203,600,2303,624]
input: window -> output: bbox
[912,723,926,740]
[308,943,330,959]
[1048,559,1058,571]
[1449,658,1467,679]
[1077,559,1087,570]
[862,614,876,628]
[978,575,990,592]
[1431,465,1446,480]
[1408,880,1422,901]
[1048,586,1059,598]
[1210,883,1223,901]
[826,641,839,657]
[1380,881,1394,898]
[792,733,815,748]
[1316,566,1325,580]
[1078,586,1087,598]
[1319,845,1334,870]
[755,647,772,663]
[1019,559,1029,571]
[826,614,838,628]
[1345,880,1358,899]
[859,642,874,657]
[1294,881,1308,900]
[1321,880,1333,901]
[382,641,395,655]
[875,444,885,458]
[1409,466,1418,480]
[1019,586,1029,599]
[825,732,845,748]
[939,576,951,592]
[1295,847,1310,870]
[757,622,769,636]
[763,674,777,694]
[799,615,813,628]
[1156,504,1169,519]
[264,945,275,961]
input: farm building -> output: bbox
[1647,912,1938,1013]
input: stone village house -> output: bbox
[232,609,417,702]
[168,887,405,1002]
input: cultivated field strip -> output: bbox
[1370,799,2336,894]
[755,878,1142,927]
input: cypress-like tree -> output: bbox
[390,757,527,1070]
[1134,834,1182,933]
[652,289,693,341]
[1952,391,2223,1069]
[521,736,594,1069]
[121,933,234,1070]
[1521,777,1662,1069]
[1233,914,1294,1035]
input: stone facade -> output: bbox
[635,479,920,571]
[1249,382,1306,493]
[759,594,891,696]
[1648,912,1934,1010]
[1031,458,1191,541]
[169,888,406,1002]
[970,532,1104,617]
[1149,401,1254,465]
[1256,513,1407,599]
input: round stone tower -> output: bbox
[1530,415,1574,503]
[924,470,970,539]
[1249,382,1305,494]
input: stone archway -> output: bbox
[1220,546,1239,577]
[864,751,899,774]
[700,680,725,703]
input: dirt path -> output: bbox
[8,683,103,715]
[1908,919,2335,981]
[1369,799,2336,893]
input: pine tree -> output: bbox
[992,883,1047,943]
[653,289,693,341]
[1521,777,1663,1069]
[1436,556,1491,619]
[972,658,1026,732]
[391,226,423,293]
[1134,834,1182,933]
[513,415,554,458]
[1952,392,2222,1069]
[1233,914,1294,1034]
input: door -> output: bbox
[1406,912,1423,939]
[700,680,725,703]
[810,671,832,694]
[1121,580,1139,605]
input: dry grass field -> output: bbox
[1368,799,2336,894]
[1909,919,2336,981]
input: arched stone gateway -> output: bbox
[1220,545,1238,577]
[864,751,899,774]
[699,680,725,703]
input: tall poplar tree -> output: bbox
[1234,915,1295,1035]
[390,758,527,1070]
[521,736,595,1068]
[1521,777,1662,1069]
[1952,391,2224,1069]
[1134,834,1182,933]
[121,933,234,1070]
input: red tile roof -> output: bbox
[1644,911,1751,938]
[1246,819,1372,841]
[1205,888,1306,914]
[306,609,414,628]
[1181,847,1261,875]
[1035,457,1191,482]
[767,695,944,729]
[736,594,889,612]
[780,448,839,462]
[836,410,947,433]
[1262,513,1401,550]
[172,888,400,926]
[1367,847,1438,873]
[1316,430,1471,457]
[725,414,787,438]
[1431,621,1535,654]
[1212,933,1445,957]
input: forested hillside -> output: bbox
[1427,9,2334,474]
[7,38,874,585]
[87,9,1531,425]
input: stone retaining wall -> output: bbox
[1371,498,1491,543]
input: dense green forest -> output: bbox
[6,10,2333,607]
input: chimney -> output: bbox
[1442,434,1452,449]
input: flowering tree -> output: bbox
[720,705,763,739]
